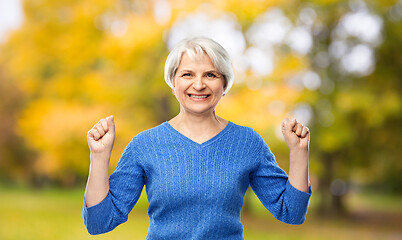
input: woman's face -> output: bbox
[173,52,225,116]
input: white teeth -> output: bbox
[189,95,208,99]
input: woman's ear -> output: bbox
[223,79,227,96]
[171,79,176,95]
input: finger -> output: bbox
[281,118,289,135]
[87,129,93,140]
[290,119,297,132]
[99,118,109,133]
[295,123,303,136]
[106,115,115,135]
[94,123,106,137]
[88,129,101,141]
[301,126,309,138]
[282,118,296,134]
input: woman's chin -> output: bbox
[182,106,216,116]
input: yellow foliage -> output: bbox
[1,0,399,187]
[17,99,106,173]
[218,83,301,134]
[217,0,284,21]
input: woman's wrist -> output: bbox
[288,147,310,192]
[289,148,309,162]
[90,151,111,162]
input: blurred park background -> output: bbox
[0,0,401,239]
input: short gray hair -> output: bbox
[164,37,234,95]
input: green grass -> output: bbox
[347,190,402,212]
[0,185,401,240]
[0,185,150,240]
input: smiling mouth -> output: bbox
[188,94,210,99]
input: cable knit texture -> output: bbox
[82,121,311,239]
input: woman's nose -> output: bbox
[193,77,206,90]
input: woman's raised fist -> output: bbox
[87,115,115,155]
[281,118,310,151]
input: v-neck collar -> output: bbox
[163,121,233,147]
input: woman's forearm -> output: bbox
[85,116,115,207]
[84,152,111,207]
[288,149,310,193]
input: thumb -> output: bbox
[106,115,115,135]
[281,118,296,135]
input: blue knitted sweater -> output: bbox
[82,121,311,239]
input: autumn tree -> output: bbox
[0,0,400,217]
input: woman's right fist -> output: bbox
[87,115,115,154]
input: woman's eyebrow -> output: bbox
[206,70,222,75]
[178,69,194,72]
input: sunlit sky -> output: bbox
[0,0,24,43]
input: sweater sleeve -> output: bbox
[249,136,311,225]
[82,139,145,235]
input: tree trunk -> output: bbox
[319,153,347,217]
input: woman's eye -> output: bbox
[207,73,216,78]
[182,73,191,77]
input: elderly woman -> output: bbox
[83,37,311,239]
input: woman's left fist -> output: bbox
[281,118,310,151]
